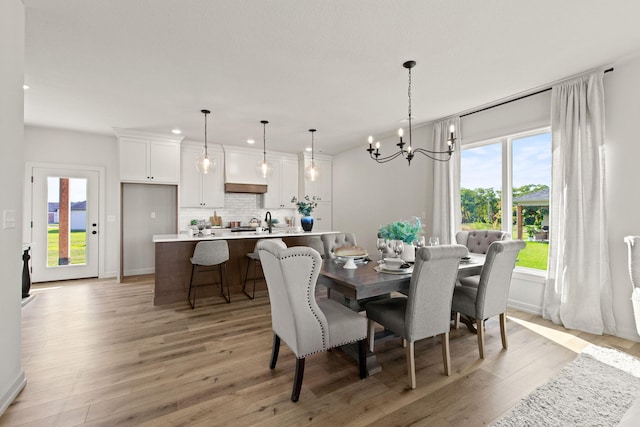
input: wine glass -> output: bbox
[393,240,404,258]
[376,238,387,264]
[414,236,425,249]
[428,236,439,246]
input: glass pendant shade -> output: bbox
[305,161,319,182]
[196,153,214,174]
[256,160,273,179]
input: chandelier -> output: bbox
[366,60,457,165]
[196,109,213,174]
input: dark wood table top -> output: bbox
[318,254,485,302]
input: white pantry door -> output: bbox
[31,167,99,282]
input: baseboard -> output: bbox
[0,370,26,416]
[100,270,118,279]
[508,299,543,315]
[123,267,155,276]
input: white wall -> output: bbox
[333,123,435,260]
[0,0,25,415]
[24,126,120,278]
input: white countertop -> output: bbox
[153,230,338,243]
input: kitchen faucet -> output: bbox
[264,211,272,234]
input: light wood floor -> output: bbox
[3,276,640,426]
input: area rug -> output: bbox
[493,345,640,426]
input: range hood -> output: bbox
[223,146,268,194]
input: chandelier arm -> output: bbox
[368,150,406,163]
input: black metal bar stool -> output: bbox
[242,238,284,299]
[188,240,231,309]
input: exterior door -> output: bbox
[31,167,99,282]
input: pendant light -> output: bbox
[256,120,273,178]
[196,109,214,174]
[304,129,319,182]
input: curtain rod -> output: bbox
[460,67,614,118]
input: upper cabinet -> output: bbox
[298,153,332,201]
[263,154,298,208]
[115,129,183,184]
[180,144,224,208]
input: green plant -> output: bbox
[291,195,318,216]
[378,217,423,244]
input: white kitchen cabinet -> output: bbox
[311,201,332,232]
[119,137,180,184]
[263,154,298,208]
[298,153,332,202]
[180,145,224,208]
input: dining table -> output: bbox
[317,252,485,374]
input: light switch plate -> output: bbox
[3,209,16,229]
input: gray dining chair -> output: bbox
[365,245,468,389]
[257,240,367,402]
[188,240,231,309]
[451,239,526,358]
[321,232,358,259]
[456,230,510,254]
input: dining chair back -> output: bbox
[321,232,357,258]
[365,244,468,389]
[456,230,510,254]
[452,239,526,358]
[257,240,367,402]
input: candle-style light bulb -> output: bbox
[398,128,404,137]
[375,142,380,149]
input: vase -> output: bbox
[401,242,415,263]
[300,215,314,232]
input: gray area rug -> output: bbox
[493,345,640,427]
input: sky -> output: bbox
[461,132,551,190]
[47,177,87,203]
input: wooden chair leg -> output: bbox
[477,318,485,359]
[358,338,367,379]
[406,341,416,389]
[441,331,451,376]
[500,312,508,350]
[270,334,280,369]
[291,357,305,402]
[367,320,376,353]
[454,312,460,329]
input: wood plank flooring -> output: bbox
[2,275,640,426]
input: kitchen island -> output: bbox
[152,230,337,305]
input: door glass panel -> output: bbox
[47,177,88,267]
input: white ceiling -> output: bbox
[23,0,640,155]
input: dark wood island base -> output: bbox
[153,234,329,305]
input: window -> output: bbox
[460,129,551,270]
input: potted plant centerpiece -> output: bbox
[292,195,318,231]
[378,217,423,262]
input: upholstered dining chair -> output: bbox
[451,239,526,358]
[365,245,468,390]
[321,232,357,259]
[188,240,231,309]
[456,230,510,254]
[257,240,367,402]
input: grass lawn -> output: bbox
[517,241,549,270]
[47,225,87,266]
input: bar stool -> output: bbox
[188,240,231,309]
[242,238,285,299]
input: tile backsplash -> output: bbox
[179,193,296,230]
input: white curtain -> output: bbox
[543,71,616,335]
[432,117,461,244]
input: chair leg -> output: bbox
[477,318,485,359]
[251,260,258,299]
[220,263,231,303]
[367,319,376,353]
[270,334,280,369]
[454,312,460,329]
[358,338,367,379]
[291,357,305,402]
[188,264,197,309]
[500,312,508,350]
[406,341,416,389]
[242,257,253,299]
[441,331,451,376]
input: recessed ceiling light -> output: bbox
[247,139,255,144]
[23,84,30,90]
[171,129,182,135]
[305,147,312,152]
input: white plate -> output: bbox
[375,265,413,274]
[379,263,413,273]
